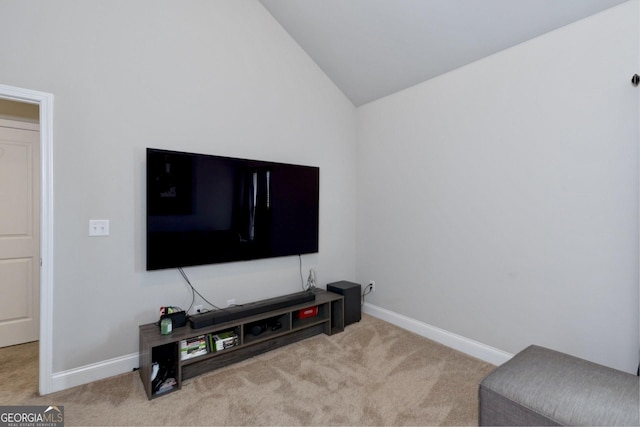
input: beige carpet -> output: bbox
[1,315,494,426]
[0,339,39,403]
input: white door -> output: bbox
[0,119,40,348]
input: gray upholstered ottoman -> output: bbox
[479,345,639,426]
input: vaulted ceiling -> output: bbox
[260,0,629,106]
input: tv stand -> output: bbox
[138,289,344,399]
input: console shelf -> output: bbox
[138,289,344,399]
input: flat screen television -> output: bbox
[146,148,319,270]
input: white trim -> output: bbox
[638,0,640,374]
[48,302,512,392]
[363,302,512,366]
[51,353,138,393]
[0,84,54,395]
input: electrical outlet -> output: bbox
[226,299,236,307]
[193,305,203,314]
[369,280,376,292]
[88,219,109,236]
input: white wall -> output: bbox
[0,1,357,374]
[357,1,639,372]
[1,0,638,389]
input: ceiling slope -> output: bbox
[260,0,629,106]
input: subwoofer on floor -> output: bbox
[326,281,361,326]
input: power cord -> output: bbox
[298,255,305,290]
[361,283,374,306]
[178,267,224,314]
[298,255,316,291]
[306,269,316,290]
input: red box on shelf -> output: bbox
[296,306,318,319]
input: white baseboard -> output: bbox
[363,302,512,366]
[50,352,138,393]
[48,304,511,393]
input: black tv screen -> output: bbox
[146,148,319,270]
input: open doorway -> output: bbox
[0,98,40,399]
[0,84,53,396]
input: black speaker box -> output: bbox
[327,281,361,326]
[160,311,186,328]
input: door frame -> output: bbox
[0,84,54,395]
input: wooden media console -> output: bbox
[138,289,344,399]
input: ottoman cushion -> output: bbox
[479,345,640,426]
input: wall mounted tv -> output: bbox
[146,148,319,270]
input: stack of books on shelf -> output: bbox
[210,330,239,352]
[180,331,239,361]
[180,335,208,360]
